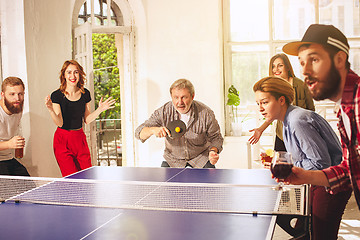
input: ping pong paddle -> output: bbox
[167,120,186,138]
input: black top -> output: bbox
[51,88,91,130]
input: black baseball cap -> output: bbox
[283,24,349,56]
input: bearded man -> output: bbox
[278,24,360,239]
[0,76,30,176]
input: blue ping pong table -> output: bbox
[0,166,305,240]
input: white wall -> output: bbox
[24,0,71,176]
[0,0,36,173]
[0,0,252,176]
[23,0,73,177]
[0,0,73,177]
[0,0,27,81]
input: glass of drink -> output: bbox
[15,148,23,158]
[270,151,293,190]
[15,136,24,159]
[260,149,274,168]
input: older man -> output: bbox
[0,76,29,176]
[135,78,223,168]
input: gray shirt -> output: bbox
[283,105,342,170]
[135,100,223,168]
[0,105,22,161]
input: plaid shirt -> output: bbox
[322,70,360,208]
[135,100,223,168]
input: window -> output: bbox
[78,0,123,26]
[76,0,125,166]
[223,0,360,136]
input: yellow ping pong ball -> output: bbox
[175,127,181,133]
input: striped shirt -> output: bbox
[322,70,360,208]
[135,100,223,168]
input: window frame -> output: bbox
[223,0,360,136]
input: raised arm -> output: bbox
[139,127,171,141]
[135,104,171,143]
[84,97,116,124]
[45,95,63,127]
[248,120,272,144]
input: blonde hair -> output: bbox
[170,79,195,96]
[253,76,295,105]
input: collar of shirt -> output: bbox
[283,104,295,127]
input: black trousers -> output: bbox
[161,161,215,168]
[0,158,30,176]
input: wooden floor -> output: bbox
[338,194,360,240]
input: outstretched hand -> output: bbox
[44,95,53,111]
[248,128,263,145]
[98,97,116,112]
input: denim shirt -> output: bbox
[283,105,342,170]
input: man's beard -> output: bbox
[4,97,23,114]
[305,60,341,101]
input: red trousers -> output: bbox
[53,128,92,177]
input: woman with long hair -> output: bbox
[45,60,115,176]
[249,53,315,151]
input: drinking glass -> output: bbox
[270,151,293,191]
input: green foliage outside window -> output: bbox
[92,33,121,120]
[231,51,268,106]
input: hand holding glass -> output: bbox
[270,151,293,190]
[15,136,25,158]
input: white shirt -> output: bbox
[180,112,190,127]
[0,105,22,161]
[337,99,351,139]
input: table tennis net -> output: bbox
[0,175,308,216]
